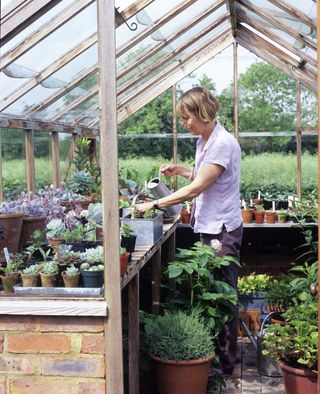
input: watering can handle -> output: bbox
[259,311,279,334]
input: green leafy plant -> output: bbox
[0,254,24,276]
[264,275,296,312]
[60,224,85,243]
[144,309,214,361]
[166,241,239,336]
[67,171,96,196]
[238,273,273,296]
[289,261,318,305]
[120,246,127,256]
[121,223,134,237]
[262,301,318,371]
[254,204,265,212]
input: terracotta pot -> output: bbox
[180,209,191,224]
[120,252,130,277]
[270,316,286,326]
[19,216,46,250]
[253,210,265,224]
[241,209,253,224]
[0,273,20,293]
[279,361,317,394]
[150,353,215,394]
[62,271,80,288]
[0,212,24,255]
[47,238,63,254]
[40,272,57,287]
[21,273,39,287]
[266,211,276,224]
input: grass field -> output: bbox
[2,153,318,199]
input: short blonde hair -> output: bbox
[176,86,220,123]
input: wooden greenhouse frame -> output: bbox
[0,0,319,392]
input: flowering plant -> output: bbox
[210,239,222,253]
[0,201,22,214]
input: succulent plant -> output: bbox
[46,219,66,239]
[81,245,104,265]
[41,261,59,274]
[22,264,41,275]
[64,265,79,276]
[0,201,22,215]
[67,171,95,196]
[85,203,103,228]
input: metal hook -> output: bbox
[115,7,138,31]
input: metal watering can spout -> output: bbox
[147,177,181,218]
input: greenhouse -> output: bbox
[0,0,319,393]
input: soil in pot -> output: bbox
[80,270,104,288]
[0,273,20,293]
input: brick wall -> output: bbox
[0,315,106,394]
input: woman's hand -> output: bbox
[160,164,178,177]
[134,201,154,213]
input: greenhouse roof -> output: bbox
[0,0,317,136]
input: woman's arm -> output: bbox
[160,164,193,179]
[135,163,224,212]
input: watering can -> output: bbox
[147,177,181,218]
[241,311,282,377]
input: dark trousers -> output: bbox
[200,224,243,372]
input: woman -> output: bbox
[135,86,242,375]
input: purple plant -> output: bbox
[16,192,45,217]
[0,201,22,214]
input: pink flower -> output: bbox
[210,239,222,252]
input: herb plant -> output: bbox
[144,309,214,361]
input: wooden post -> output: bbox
[89,138,100,167]
[152,248,161,315]
[296,81,302,200]
[51,131,60,188]
[63,134,77,181]
[0,130,3,203]
[97,1,123,393]
[128,273,139,394]
[172,85,178,191]
[233,41,239,139]
[316,1,320,390]
[25,129,36,193]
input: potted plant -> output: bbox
[241,200,253,223]
[120,246,130,277]
[62,265,80,287]
[253,203,265,224]
[67,171,97,208]
[80,245,104,288]
[0,254,24,293]
[121,209,163,247]
[265,210,276,224]
[180,201,192,224]
[53,244,81,268]
[21,263,41,287]
[238,273,273,311]
[16,193,46,249]
[46,218,66,252]
[144,309,215,394]
[0,202,24,254]
[120,223,137,255]
[262,302,317,394]
[84,203,103,240]
[277,209,288,224]
[40,261,59,287]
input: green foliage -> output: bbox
[262,302,318,371]
[144,309,214,361]
[120,246,127,256]
[61,224,85,243]
[121,223,134,237]
[85,203,103,228]
[264,275,296,312]
[289,261,318,305]
[0,254,24,275]
[166,242,239,336]
[67,171,96,196]
[238,274,273,296]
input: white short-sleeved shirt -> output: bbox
[192,122,242,234]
